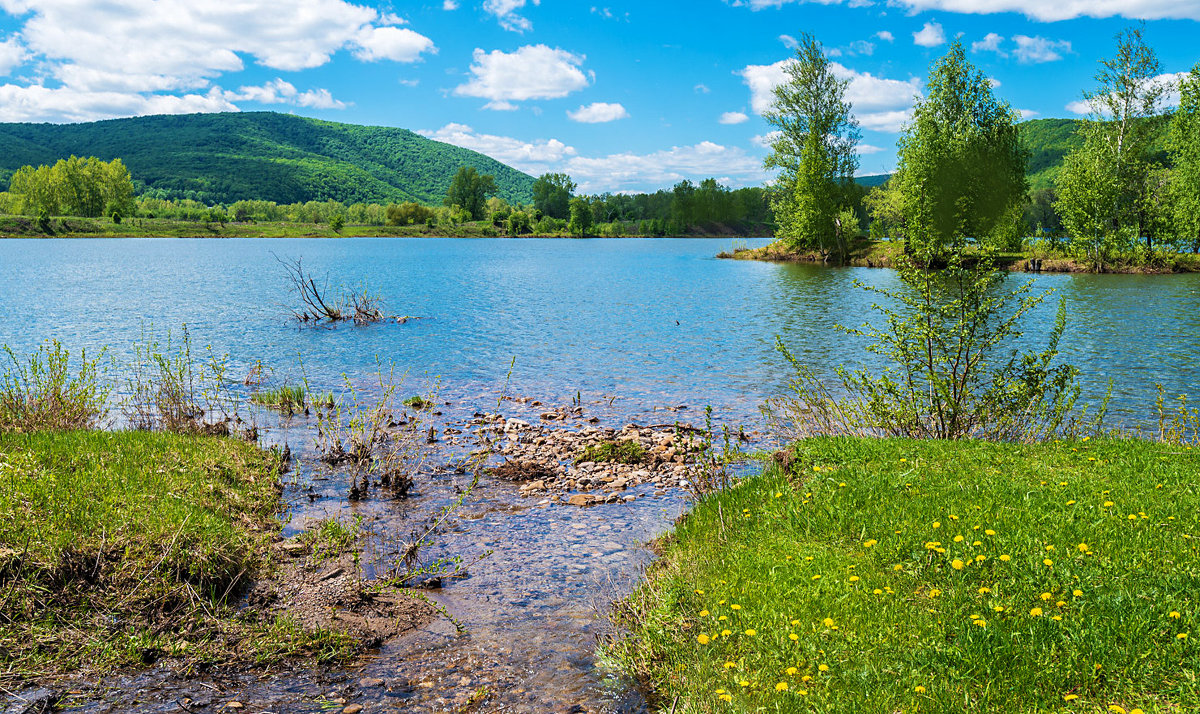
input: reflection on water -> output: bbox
[3,237,1199,710]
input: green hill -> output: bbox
[0,112,535,206]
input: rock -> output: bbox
[523,479,546,491]
[505,419,531,432]
[279,540,308,556]
[609,479,628,491]
[568,494,590,507]
[318,567,344,581]
[226,703,244,711]
[7,688,58,714]
[359,677,384,687]
[343,705,363,714]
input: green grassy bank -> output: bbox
[720,239,1200,274]
[0,430,349,688]
[610,437,1200,713]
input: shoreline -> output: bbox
[719,239,1200,275]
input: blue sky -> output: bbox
[0,1,1197,193]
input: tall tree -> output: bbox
[892,41,1028,258]
[532,173,575,219]
[763,33,861,262]
[444,166,498,221]
[568,197,593,237]
[1056,26,1166,261]
[1169,64,1200,252]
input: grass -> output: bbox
[609,436,1200,713]
[577,439,647,465]
[0,429,351,687]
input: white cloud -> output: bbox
[695,83,711,94]
[913,22,946,48]
[0,84,238,123]
[419,123,577,174]
[876,30,895,42]
[857,144,886,155]
[740,59,920,133]
[779,34,799,48]
[752,131,782,148]
[848,40,875,56]
[225,78,347,109]
[720,111,749,124]
[443,0,459,8]
[1067,71,1189,116]
[1012,35,1071,64]
[724,0,1200,21]
[454,45,590,109]
[0,0,435,122]
[567,101,629,123]
[1018,108,1039,119]
[0,36,28,76]
[351,26,436,62]
[988,78,1002,88]
[483,0,540,32]
[972,32,1005,54]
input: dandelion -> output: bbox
[849,576,860,583]
[744,629,757,636]
[739,680,750,687]
[1066,500,1076,506]
[1063,694,1078,701]
[789,633,799,641]
[1000,554,1011,562]
[818,664,829,672]
[973,540,982,546]
[1170,611,1182,619]
[863,539,877,548]
[952,559,965,570]
[1104,501,1114,508]
[985,529,996,536]
[928,589,942,598]
[1178,633,1188,640]
[1044,559,1054,566]
[933,521,941,529]
[1109,707,1127,714]
[730,604,742,611]
[873,589,883,595]
[697,634,711,645]
[1128,514,1138,521]
[695,589,705,595]
[1045,545,1055,551]
[914,686,926,693]
[721,629,732,637]
[994,606,1005,612]
[801,676,813,682]
[1073,589,1083,597]
[893,564,903,571]
[976,555,986,562]
[812,575,821,581]
[974,619,987,627]
[978,587,991,594]
[775,682,789,692]
[719,694,732,702]
[724,661,737,669]
[718,615,728,621]
[1053,616,1063,621]
[786,667,798,675]
[1041,592,1053,601]
[1079,543,1090,552]
[700,610,710,617]
[954,535,965,543]
[1031,608,1044,617]
[823,617,835,627]
[1131,710,1146,714]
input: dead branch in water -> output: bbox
[275,254,393,325]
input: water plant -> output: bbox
[0,340,111,432]
[577,439,647,465]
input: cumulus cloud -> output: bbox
[857,144,886,155]
[454,45,590,109]
[720,111,750,124]
[876,30,895,42]
[722,0,1200,21]
[443,0,459,8]
[483,0,540,32]
[0,36,28,76]
[0,0,435,122]
[913,22,946,47]
[421,123,767,193]
[1067,71,1189,116]
[740,59,920,133]
[1018,108,1039,119]
[225,78,347,109]
[1012,35,1072,64]
[779,34,799,48]
[567,101,629,123]
[972,32,1005,54]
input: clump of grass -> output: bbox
[0,340,110,432]
[299,517,361,564]
[251,384,309,415]
[0,430,285,686]
[609,436,1200,713]
[403,395,433,410]
[577,439,647,465]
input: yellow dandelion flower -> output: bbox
[973,540,982,546]
[724,661,737,669]
[721,629,732,637]
[1104,501,1114,507]
[975,555,986,562]
[978,587,991,594]
[933,521,941,529]
[954,535,965,543]
[730,604,742,611]
[928,588,942,598]
[951,559,965,570]
[700,610,710,617]
[786,667,798,675]
[823,617,835,628]
[744,629,757,636]
[812,575,821,581]
[1000,554,1011,562]
[863,539,877,548]
[893,564,903,571]
[1073,589,1083,597]
[695,589,705,595]
[1131,709,1146,714]
[1078,543,1089,552]
[1044,559,1054,566]
[1109,707,1127,714]
[914,686,926,693]
[697,634,710,645]
[740,680,750,687]
[1045,545,1055,551]
[1170,611,1182,619]
[1030,608,1044,617]
[849,576,860,583]
[994,606,1005,612]
[1057,600,1066,607]
[1066,500,1076,506]
[873,589,883,595]
[790,619,800,625]
[985,529,996,536]
[789,633,799,641]
[1041,592,1053,601]
[719,694,732,702]
[716,689,726,694]
[775,682,789,692]
[718,615,728,621]
[1063,694,1078,701]
[1053,615,1063,621]
[974,619,987,627]
[801,675,813,682]
[818,664,829,672]
[1177,633,1188,640]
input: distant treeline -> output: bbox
[3,156,135,220]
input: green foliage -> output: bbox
[764,34,861,260]
[532,172,575,219]
[385,201,435,226]
[7,156,135,218]
[0,112,535,207]
[1056,27,1170,263]
[568,196,593,237]
[769,252,1089,441]
[611,435,1200,713]
[576,440,647,465]
[444,165,498,221]
[892,41,1028,257]
[250,384,309,416]
[1169,65,1200,251]
[1,340,111,432]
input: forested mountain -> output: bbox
[0,112,535,206]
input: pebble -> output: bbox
[343,705,363,714]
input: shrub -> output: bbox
[0,340,110,432]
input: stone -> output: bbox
[343,705,363,714]
[568,494,590,507]
[359,678,384,687]
[226,703,244,710]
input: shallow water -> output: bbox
[3,237,1200,711]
